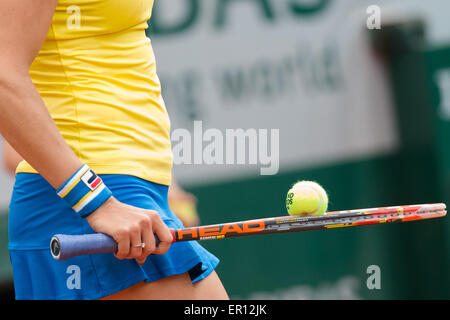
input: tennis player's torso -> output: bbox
[18,0,173,186]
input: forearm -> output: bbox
[0,73,82,188]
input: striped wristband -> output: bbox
[56,164,112,218]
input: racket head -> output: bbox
[265,203,447,233]
[173,203,447,241]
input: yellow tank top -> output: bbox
[17,0,173,186]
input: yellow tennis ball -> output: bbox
[286,181,328,216]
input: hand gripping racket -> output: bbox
[50,203,446,260]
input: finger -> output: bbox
[128,227,143,259]
[136,219,155,264]
[154,235,170,255]
[114,230,130,260]
[150,214,173,255]
[136,254,147,266]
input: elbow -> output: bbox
[2,158,18,176]
[0,63,30,94]
[1,143,22,176]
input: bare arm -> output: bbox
[0,0,172,263]
[0,0,81,187]
[2,141,22,175]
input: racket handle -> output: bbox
[50,233,161,260]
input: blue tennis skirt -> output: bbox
[8,173,219,300]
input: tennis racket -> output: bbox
[50,203,446,260]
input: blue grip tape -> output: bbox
[50,233,160,260]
